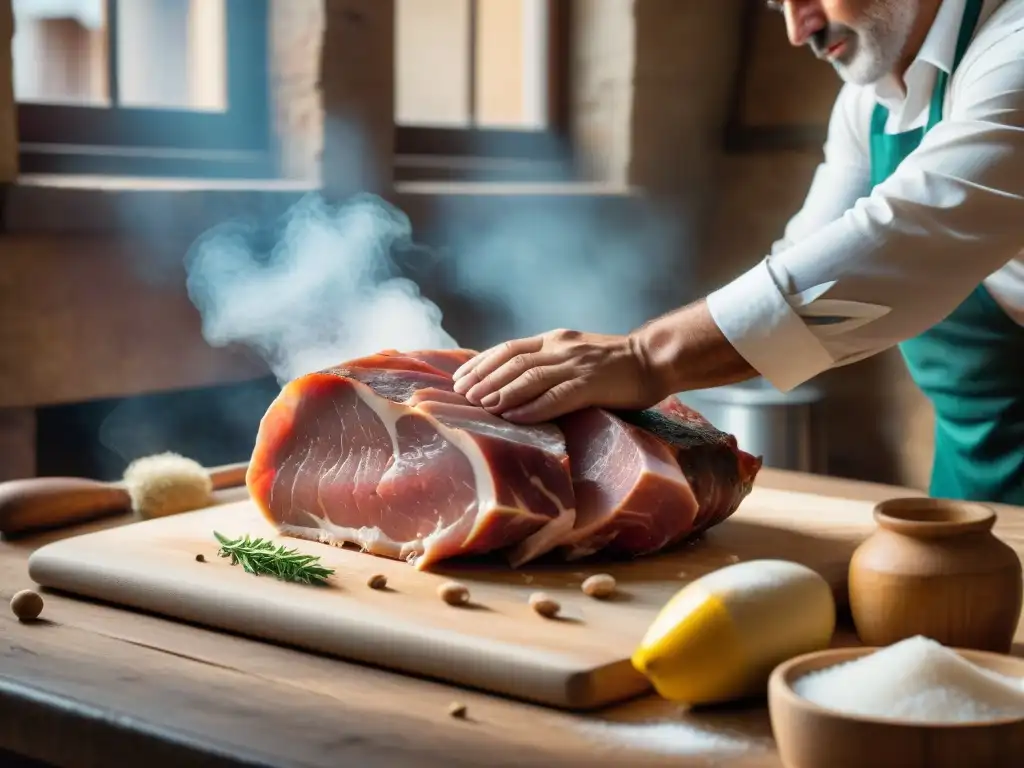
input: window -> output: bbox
[394,0,572,182]
[13,0,272,178]
[9,0,571,182]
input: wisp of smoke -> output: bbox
[183,192,458,384]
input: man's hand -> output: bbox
[451,299,759,424]
[451,329,667,423]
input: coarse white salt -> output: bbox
[793,635,1024,724]
[578,720,760,756]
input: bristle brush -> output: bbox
[0,453,249,536]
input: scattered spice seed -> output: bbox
[10,589,43,622]
[367,573,388,590]
[438,581,470,606]
[581,573,616,599]
[448,702,468,718]
[529,592,560,618]
[195,553,206,562]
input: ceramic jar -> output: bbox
[848,497,1023,653]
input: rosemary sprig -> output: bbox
[213,531,335,585]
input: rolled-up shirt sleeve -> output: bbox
[706,27,1024,393]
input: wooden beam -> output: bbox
[0,0,16,183]
[319,0,395,200]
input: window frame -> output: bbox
[13,0,573,183]
[15,0,274,179]
[393,0,574,182]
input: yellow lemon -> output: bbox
[631,559,836,706]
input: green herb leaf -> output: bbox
[213,531,335,585]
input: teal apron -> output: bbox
[870,0,1024,504]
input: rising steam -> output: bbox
[183,193,458,384]
[183,185,686,395]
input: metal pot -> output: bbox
[675,377,827,474]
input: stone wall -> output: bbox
[269,0,324,182]
[571,1,743,225]
[569,0,635,185]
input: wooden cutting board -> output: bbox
[26,485,877,711]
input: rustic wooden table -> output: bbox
[1,469,1022,768]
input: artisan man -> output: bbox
[451,0,1024,505]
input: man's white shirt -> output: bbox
[706,0,1024,392]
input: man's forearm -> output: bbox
[630,298,759,397]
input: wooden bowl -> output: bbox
[768,646,1024,768]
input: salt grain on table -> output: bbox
[578,720,759,756]
[793,635,1024,723]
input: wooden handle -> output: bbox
[0,478,131,536]
[207,461,249,491]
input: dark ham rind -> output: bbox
[618,401,762,535]
[248,349,762,570]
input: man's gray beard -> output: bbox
[830,0,918,85]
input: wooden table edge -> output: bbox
[0,673,274,768]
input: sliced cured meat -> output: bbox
[247,349,763,570]
[551,406,699,560]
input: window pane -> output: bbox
[117,0,227,111]
[475,0,547,128]
[12,0,110,105]
[396,0,471,127]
